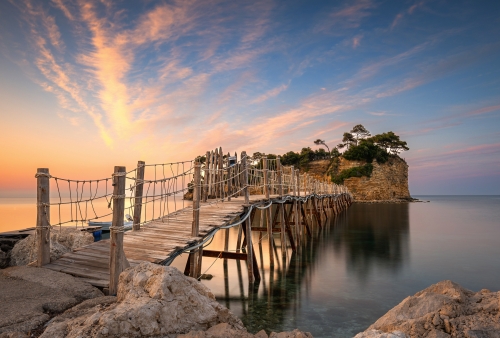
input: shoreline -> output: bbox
[1,264,498,337]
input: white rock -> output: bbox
[354,329,408,338]
[357,280,500,338]
[10,228,94,266]
[41,262,245,337]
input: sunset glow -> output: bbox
[0,0,499,196]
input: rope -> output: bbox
[35,172,52,178]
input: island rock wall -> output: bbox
[340,157,411,201]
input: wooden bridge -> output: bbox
[33,147,352,294]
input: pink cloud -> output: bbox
[252,82,290,104]
[352,35,362,49]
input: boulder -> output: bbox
[357,280,500,337]
[0,266,103,335]
[0,248,8,269]
[178,324,314,338]
[41,262,245,337]
[354,329,408,338]
[10,227,94,266]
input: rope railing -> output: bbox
[34,148,352,289]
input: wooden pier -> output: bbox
[33,147,352,292]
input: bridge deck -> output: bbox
[44,195,274,288]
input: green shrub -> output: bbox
[342,139,388,163]
[331,163,374,184]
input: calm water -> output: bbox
[2,196,499,337]
[169,196,500,337]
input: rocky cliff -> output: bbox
[339,157,411,201]
[306,156,411,201]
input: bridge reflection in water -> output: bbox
[171,203,410,336]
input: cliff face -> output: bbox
[305,157,411,201]
[339,156,410,201]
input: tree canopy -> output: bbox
[350,124,371,143]
[313,139,330,153]
[369,131,409,155]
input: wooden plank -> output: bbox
[202,250,247,260]
[76,277,109,288]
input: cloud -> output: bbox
[315,0,376,33]
[391,1,425,29]
[252,82,290,104]
[51,0,75,21]
[352,35,362,49]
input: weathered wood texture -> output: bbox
[44,195,278,288]
[36,168,51,266]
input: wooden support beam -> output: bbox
[203,151,210,202]
[189,162,202,278]
[109,166,128,295]
[277,156,286,258]
[263,157,274,267]
[133,161,145,231]
[36,168,51,267]
[244,205,255,282]
[203,250,247,260]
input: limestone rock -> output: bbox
[354,329,408,338]
[179,325,314,338]
[41,262,245,337]
[358,280,500,338]
[339,157,411,201]
[178,323,254,338]
[0,266,103,336]
[0,248,8,269]
[269,329,314,338]
[9,227,94,266]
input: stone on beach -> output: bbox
[0,266,103,336]
[355,280,500,338]
[9,227,94,266]
[41,262,246,337]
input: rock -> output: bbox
[10,228,94,266]
[179,325,314,338]
[0,248,8,269]
[339,157,411,201]
[269,329,314,338]
[357,280,500,338]
[0,266,103,336]
[0,332,29,338]
[41,262,245,337]
[354,330,408,338]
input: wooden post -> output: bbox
[244,205,255,282]
[190,162,202,278]
[36,168,51,267]
[208,150,214,198]
[214,148,219,198]
[203,151,210,202]
[277,157,286,258]
[133,161,145,231]
[192,162,201,237]
[227,152,232,201]
[242,151,249,205]
[263,157,274,267]
[219,146,223,200]
[110,166,128,295]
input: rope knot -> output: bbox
[35,172,52,179]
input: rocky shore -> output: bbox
[0,237,498,337]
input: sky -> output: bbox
[0,0,499,197]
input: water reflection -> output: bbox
[179,202,411,336]
[333,203,409,281]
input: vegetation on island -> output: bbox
[253,124,409,184]
[193,124,409,186]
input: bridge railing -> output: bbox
[35,147,351,292]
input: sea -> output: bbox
[1,195,499,337]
